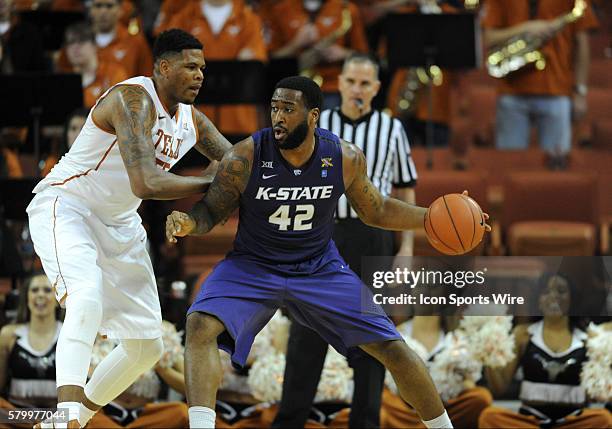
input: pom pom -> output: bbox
[457,315,515,368]
[248,352,285,402]
[580,323,612,402]
[429,333,483,402]
[315,347,353,403]
[157,322,184,368]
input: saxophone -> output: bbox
[299,4,352,87]
[396,66,443,116]
[395,1,444,117]
[487,0,586,78]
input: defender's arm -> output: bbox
[166,138,254,241]
[96,85,213,200]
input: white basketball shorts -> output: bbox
[26,190,162,339]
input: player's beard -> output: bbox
[277,119,309,150]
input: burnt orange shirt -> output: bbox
[57,27,152,77]
[166,0,268,135]
[267,0,369,93]
[154,0,195,36]
[14,0,83,12]
[483,0,599,96]
[83,60,129,108]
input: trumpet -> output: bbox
[487,0,586,78]
[299,5,352,87]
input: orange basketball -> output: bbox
[424,193,485,255]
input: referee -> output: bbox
[272,54,418,429]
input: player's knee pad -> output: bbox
[121,337,164,371]
[56,288,103,387]
[61,288,103,344]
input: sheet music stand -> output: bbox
[386,13,481,169]
[195,60,267,105]
[18,11,85,51]
[265,58,299,100]
[0,73,83,165]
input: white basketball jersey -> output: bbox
[34,76,198,225]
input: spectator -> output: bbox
[481,274,612,428]
[482,0,599,169]
[153,0,192,37]
[13,0,84,12]
[0,0,47,73]
[266,0,369,108]
[161,0,267,136]
[0,127,26,179]
[0,274,61,414]
[61,21,129,108]
[380,315,493,429]
[57,0,153,78]
[40,108,88,177]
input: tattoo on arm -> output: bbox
[112,85,157,169]
[190,144,252,234]
[345,144,384,224]
[193,108,233,161]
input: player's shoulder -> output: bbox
[340,138,364,164]
[226,136,255,162]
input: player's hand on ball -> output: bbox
[425,191,492,255]
[462,190,491,232]
[166,211,196,243]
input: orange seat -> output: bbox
[502,172,598,255]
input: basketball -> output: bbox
[424,193,485,255]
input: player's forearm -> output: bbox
[366,197,427,231]
[138,170,212,200]
[188,200,218,235]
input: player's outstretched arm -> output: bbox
[95,85,220,200]
[192,107,233,161]
[342,141,427,231]
[165,138,254,242]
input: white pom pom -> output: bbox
[249,311,290,364]
[581,325,612,402]
[315,347,353,403]
[458,316,515,368]
[248,352,286,402]
[157,322,184,368]
[429,333,483,402]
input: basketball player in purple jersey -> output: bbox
[167,76,489,429]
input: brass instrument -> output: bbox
[487,0,586,78]
[396,1,443,117]
[299,6,352,87]
[396,66,443,116]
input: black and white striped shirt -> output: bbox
[319,108,418,220]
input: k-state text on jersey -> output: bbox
[255,185,334,201]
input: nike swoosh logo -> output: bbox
[158,115,165,120]
[262,174,278,180]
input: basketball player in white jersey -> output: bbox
[26,29,232,428]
